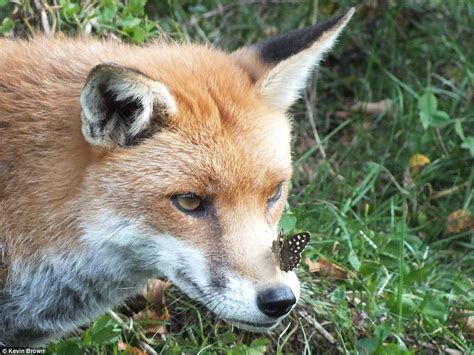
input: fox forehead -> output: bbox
[109,113,292,197]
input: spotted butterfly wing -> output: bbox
[273,231,311,272]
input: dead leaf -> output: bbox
[142,279,171,321]
[133,308,168,336]
[350,98,393,116]
[128,279,172,336]
[326,99,393,122]
[409,153,430,176]
[305,257,349,279]
[117,341,146,355]
[127,347,147,355]
[409,154,431,168]
[446,209,474,234]
[454,309,474,337]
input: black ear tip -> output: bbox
[256,7,355,65]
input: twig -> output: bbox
[435,128,449,156]
[108,309,162,352]
[304,89,345,181]
[431,182,468,199]
[22,16,36,36]
[376,264,393,297]
[108,310,132,331]
[33,0,51,36]
[305,88,326,160]
[297,309,339,347]
[41,0,58,34]
[140,342,158,355]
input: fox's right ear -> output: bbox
[80,63,176,148]
[232,8,354,111]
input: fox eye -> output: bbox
[268,183,283,204]
[172,193,205,214]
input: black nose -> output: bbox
[257,287,296,318]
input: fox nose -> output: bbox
[257,287,296,318]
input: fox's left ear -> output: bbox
[232,8,355,111]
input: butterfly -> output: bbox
[272,231,311,272]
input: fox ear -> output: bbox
[232,8,355,111]
[80,63,176,147]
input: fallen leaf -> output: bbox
[409,153,430,178]
[133,308,168,336]
[126,346,147,355]
[454,309,474,337]
[446,209,474,234]
[142,279,171,321]
[325,98,393,125]
[117,341,146,355]
[305,257,349,279]
[128,279,172,336]
[409,153,430,169]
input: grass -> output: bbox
[1,0,473,353]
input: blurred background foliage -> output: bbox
[1,0,473,354]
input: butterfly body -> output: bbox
[272,231,311,272]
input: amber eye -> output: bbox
[268,183,283,203]
[173,193,203,212]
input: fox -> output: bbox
[0,8,354,346]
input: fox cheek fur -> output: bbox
[0,8,354,346]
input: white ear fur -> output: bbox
[80,63,176,147]
[257,8,355,111]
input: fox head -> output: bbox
[78,9,354,331]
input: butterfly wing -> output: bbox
[272,232,285,263]
[279,232,311,272]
